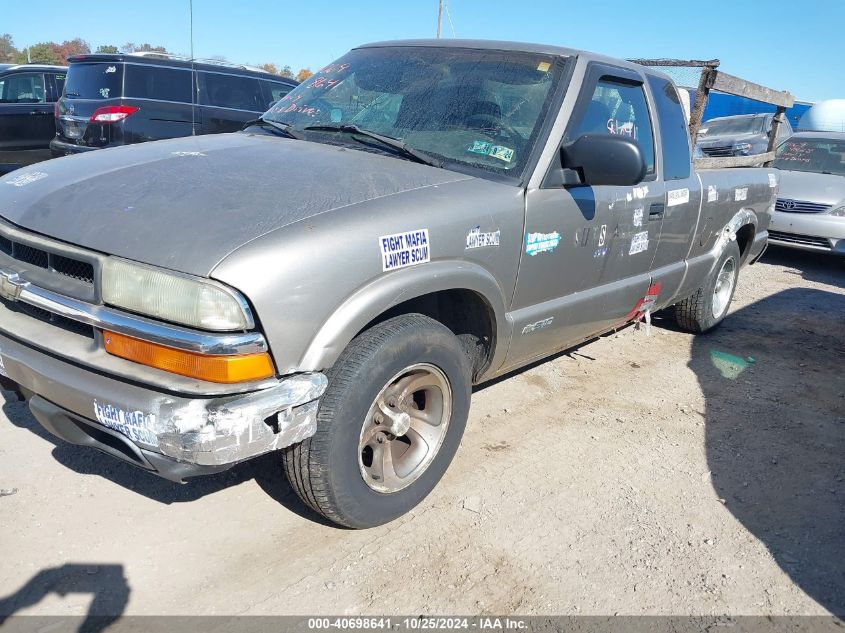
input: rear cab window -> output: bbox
[646,74,691,180]
[65,63,123,100]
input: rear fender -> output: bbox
[710,208,757,271]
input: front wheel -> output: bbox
[283,314,472,528]
[673,240,741,333]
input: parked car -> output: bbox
[769,131,845,254]
[0,64,67,174]
[50,52,297,156]
[697,112,793,159]
[0,40,776,528]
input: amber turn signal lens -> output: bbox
[103,331,274,384]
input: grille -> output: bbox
[775,198,831,214]
[700,145,735,157]
[2,297,95,339]
[0,237,94,285]
[768,230,831,249]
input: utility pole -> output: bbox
[437,0,443,38]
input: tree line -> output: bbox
[0,34,313,82]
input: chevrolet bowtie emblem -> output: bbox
[0,270,25,302]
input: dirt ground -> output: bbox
[0,245,842,618]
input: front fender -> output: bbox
[298,259,511,374]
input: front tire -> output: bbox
[283,314,472,528]
[674,240,741,333]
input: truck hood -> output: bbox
[0,133,471,276]
[777,170,845,207]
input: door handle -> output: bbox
[649,203,665,221]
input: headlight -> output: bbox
[734,143,753,155]
[102,258,253,331]
[829,206,845,217]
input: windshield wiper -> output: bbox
[243,118,301,139]
[303,124,443,168]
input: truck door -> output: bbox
[644,74,701,302]
[507,64,662,367]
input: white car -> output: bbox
[770,132,845,254]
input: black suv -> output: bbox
[0,64,67,174]
[51,53,297,156]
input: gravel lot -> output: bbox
[0,245,842,618]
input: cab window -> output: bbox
[573,77,656,174]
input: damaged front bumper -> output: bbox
[0,330,327,481]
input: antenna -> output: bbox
[189,0,196,135]
[436,0,443,38]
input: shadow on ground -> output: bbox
[0,395,333,526]
[691,287,845,614]
[0,563,128,633]
[762,245,845,289]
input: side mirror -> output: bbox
[550,134,647,187]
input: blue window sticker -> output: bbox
[467,140,492,155]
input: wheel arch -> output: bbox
[711,208,758,269]
[298,260,510,380]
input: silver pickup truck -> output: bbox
[0,40,776,528]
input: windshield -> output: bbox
[699,115,767,137]
[64,62,123,100]
[264,46,563,177]
[774,138,845,176]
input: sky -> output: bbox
[3,0,843,102]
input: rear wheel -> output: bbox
[674,240,741,333]
[283,314,471,528]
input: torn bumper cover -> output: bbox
[0,330,327,480]
[154,373,326,466]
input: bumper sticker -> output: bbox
[667,188,690,207]
[94,401,159,447]
[735,187,748,201]
[4,171,47,187]
[629,230,649,255]
[707,185,719,203]
[465,226,501,249]
[380,229,430,272]
[633,207,644,227]
[525,231,561,256]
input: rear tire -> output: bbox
[674,240,741,333]
[283,314,472,528]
